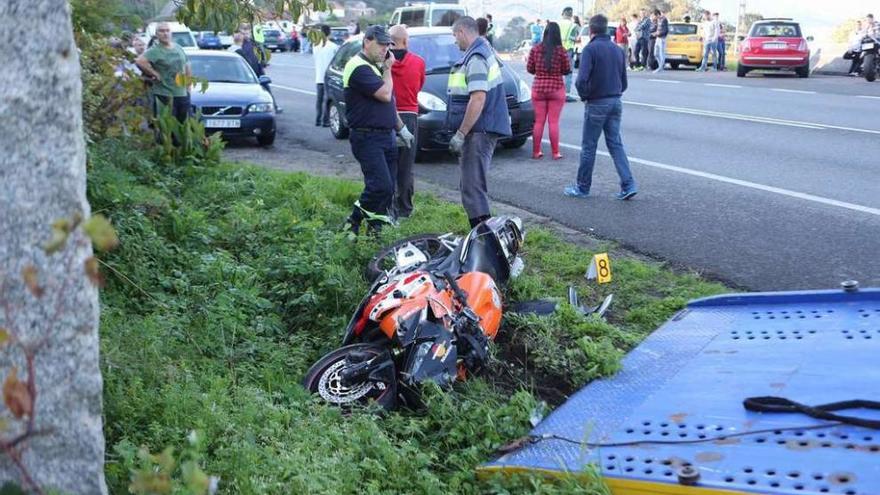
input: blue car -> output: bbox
[196,31,223,49]
[188,51,277,146]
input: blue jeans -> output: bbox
[654,37,667,70]
[699,41,717,70]
[576,98,635,193]
[716,39,726,69]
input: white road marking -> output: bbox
[550,140,880,217]
[273,84,318,95]
[856,95,880,100]
[625,100,880,134]
[648,79,681,84]
[269,62,315,69]
[704,83,742,88]
[769,88,816,94]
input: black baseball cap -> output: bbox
[364,25,394,45]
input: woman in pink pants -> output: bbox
[526,22,572,160]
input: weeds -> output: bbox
[90,137,727,493]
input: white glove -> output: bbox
[449,130,466,155]
[397,125,414,149]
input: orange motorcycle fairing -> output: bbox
[456,272,503,339]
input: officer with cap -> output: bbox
[343,25,415,234]
[447,16,511,228]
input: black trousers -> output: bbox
[647,37,657,68]
[394,112,418,218]
[315,84,331,125]
[153,94,190,122]
[349,129,398,229]
[635,38,649,67]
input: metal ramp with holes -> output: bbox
[481,288,880,495]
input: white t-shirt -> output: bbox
[701,19,719,43]
[313,42,339,84]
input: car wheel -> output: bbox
[796,64,810,78]
[670,62,680,70]
[502,137,528,149]
[329,102,349,139]
[736,65,748,77]
[257,131,276,146]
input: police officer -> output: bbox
[343,25,414,234]
[447,17,511,228]
[559,7,579,101]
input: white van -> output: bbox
[146,21,198,49]
[389,3,468,28]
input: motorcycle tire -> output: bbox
[864,53,877,82]
[302,343,398,411]
[365,234,452,283]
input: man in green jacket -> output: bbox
[136,22,191,122]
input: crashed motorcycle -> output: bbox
[303,216,612,411]
[861,34,880,82]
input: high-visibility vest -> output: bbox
[253,24,265,43]
[343,52,381,88]
[446,37,511,136]
[559,18,577,50]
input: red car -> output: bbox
[737,19,811,78]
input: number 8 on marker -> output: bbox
[595,253,612,284]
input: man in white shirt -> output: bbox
[313,25,339,127]
[696,10,719,72]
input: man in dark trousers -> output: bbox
[634,9,651,70]
[342,25,414,234]
[389,24,425,219]
[447,16,511,228]
[564,14,637,200]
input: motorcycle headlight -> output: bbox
[248,102,274,113]
[417,91,447,111]
[517,79,532,102]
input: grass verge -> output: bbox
[89,137,727,494]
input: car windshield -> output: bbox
[408,34,465,73]
[669,24,698,35]
[190,56,257,84]
[431,9,465,26]
[265,30,281,36]
[172,32,195,47]
[750,22,801,37]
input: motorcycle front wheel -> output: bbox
[302,344,398,411]
[365,234,453,283]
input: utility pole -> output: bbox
[734,0,746,54]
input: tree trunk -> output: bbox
[0,1,107,494]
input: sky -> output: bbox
[699,0,872,39]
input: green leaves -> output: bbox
[84,214,120,251]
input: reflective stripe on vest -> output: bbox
[447,57,503,97]
[343,53,382,88]
[559,19,576,50]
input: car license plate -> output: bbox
[862,42,876,51]
[205,119,240,128]
[763,42,787,50]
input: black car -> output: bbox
[263,29,292,52]
[196,31,223,49]
[188,51,277,146]
[324,27,535,157]
[329,27,350,45]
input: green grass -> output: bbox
[88,137,727,494]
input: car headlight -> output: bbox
[248,103,274,113]
[517,79,531,102]
[417,91,447,111]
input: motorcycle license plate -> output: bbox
[205,119,240,128]
[862,43,876,51]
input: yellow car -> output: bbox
[665,22,702,68]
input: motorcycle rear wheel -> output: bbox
[864,53,877,82]
[303,344,398,411]
[365,234,453,283]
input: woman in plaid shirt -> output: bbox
[527,22,572,160]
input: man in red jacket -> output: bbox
[389,25,426,219]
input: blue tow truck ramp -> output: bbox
[482,288,880,495]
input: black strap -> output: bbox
[743,396,880,430]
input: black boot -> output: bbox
[468,215,490,228]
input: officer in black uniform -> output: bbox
[343,25,414,234]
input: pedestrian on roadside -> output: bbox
[486,14,496,46]
[714,12,726,70]
[313,25,338,127]
[227,32,244,53]
[531,19,544,44]
[565,14,637,201]
[389,24,426,219]
[558,7,579,101]
[348,20,358,37]
[647,10,659,70]
[653,9,669,73]
[447,16,512,227]
[615,16,630,57]
[477,17,489,38]
[696,10,719,72]
[627,13,639,68]
[865,13,880,38]
[341,25,414,235]
[526,21,571,160]
[845,21,864,76]
[635,9,651,70]
[135,22,192,123]
[574,16,582,29]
